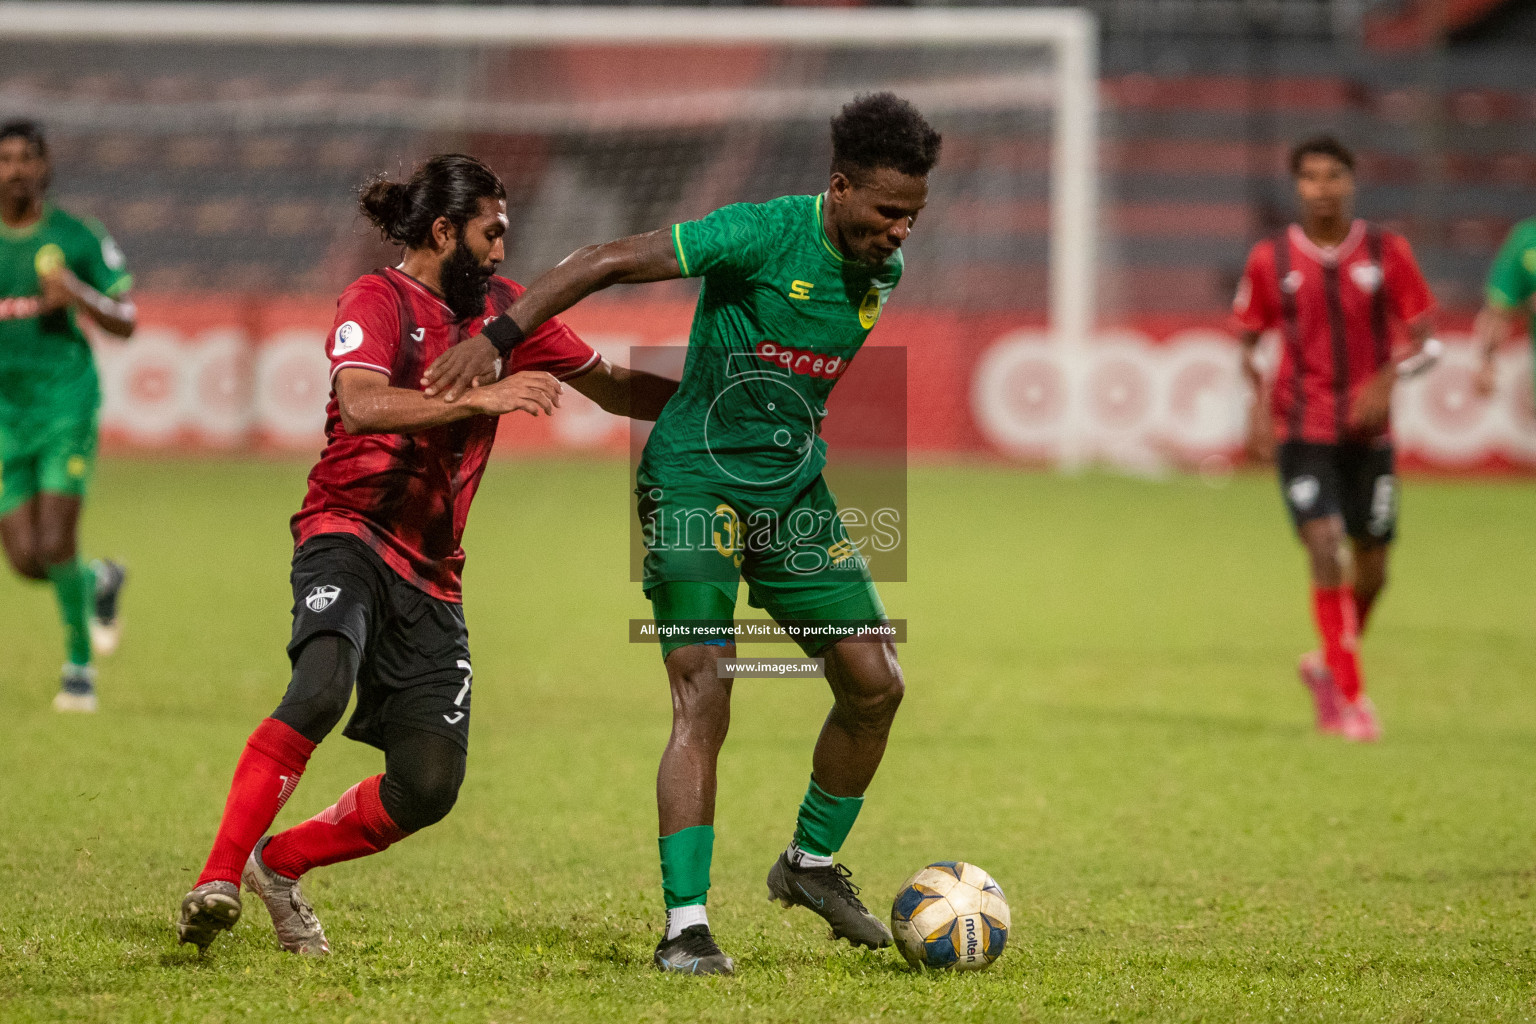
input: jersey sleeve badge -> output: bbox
[333,320,365,356]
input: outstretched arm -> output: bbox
[1473,304,1515,397]
[567,357,679,421]
[1349,316,1435,435]
[335,367,562,435]
[39,269,135,338]
[424,228,681,401]
[1237,329,1274,463]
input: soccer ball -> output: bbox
[890,861,1010,971]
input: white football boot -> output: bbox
[242,837,330,955]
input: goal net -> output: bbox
[0,4,1099,463]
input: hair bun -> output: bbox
[358,177,411,242]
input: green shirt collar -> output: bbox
[814,193,852,266]
[0,202,50,241]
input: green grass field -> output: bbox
[2,457,1534,1023]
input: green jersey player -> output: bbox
[1474,217,1536,401]
[0,122,135,712]
[424,94,940,974]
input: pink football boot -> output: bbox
[1298,651,1345,734]
[1339,696,1382,743]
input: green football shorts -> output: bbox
[0,410,98,517]
[637,473,888,658]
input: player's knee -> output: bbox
[4,545,46,580]
[836,657,904,731]
[1300,529,1344,583]
[381,761,463,833]
[666,648,732,746]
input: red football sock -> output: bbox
[197,718,316,886]
[1312,585,1364,704]
[259,774,408,880]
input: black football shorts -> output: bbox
[1277,440,1398,544]
[287,533,473,751]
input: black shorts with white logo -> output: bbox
[1277,440,1398,544]
[288,533,473,751]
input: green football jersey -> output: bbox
[0,204,132,423]
[1486,217,1536,341]
[642,193,901,499]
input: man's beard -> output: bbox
[441,237,495,321]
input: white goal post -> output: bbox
[0,2,1098,362]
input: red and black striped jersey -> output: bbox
[291,267,599,601]
[1232,220,1434,444]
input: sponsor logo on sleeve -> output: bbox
[101,235,126,272]
[333,320,364,356]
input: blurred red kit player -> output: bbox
[1233,135,1437,743]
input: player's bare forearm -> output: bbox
[506,229,681,332]
[568,358,679,421]
[1237,330,1274,462]
[1473,306,1513,396]
[1348,363,1397,434]
[41,270,135,337]
[422,228,680,401]
[1237,330,1267,394]
[336,368,561,435]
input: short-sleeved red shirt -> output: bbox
[1232,220,1434,444]
[291,267,599,601]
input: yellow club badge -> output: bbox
[858,287,882,329]
[66,455,88,479]
[34,243,65,277]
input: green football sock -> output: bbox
[658,825,714,909]
[47,558,95,668]
[792,775,864,858]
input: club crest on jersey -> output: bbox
[33,243,64,277]
[1282,270,1305,294]
[333,320,364,356]
[305,584,341,612]
[858,287,882,329]
[1288,475,1320,511]
[1350,262,1383,294]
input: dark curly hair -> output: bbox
[359,153,505,248]
[0,120,47,160]
[831,93,942,181]
[1289,134,1354,176]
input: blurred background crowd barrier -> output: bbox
[3,0,1532,470]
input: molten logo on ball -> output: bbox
[890,861,1010,971]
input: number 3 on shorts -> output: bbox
[444,659,471,725]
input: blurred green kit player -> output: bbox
[0,121,134,712]
[422,93,942,975]
[1474,217,1536,400]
